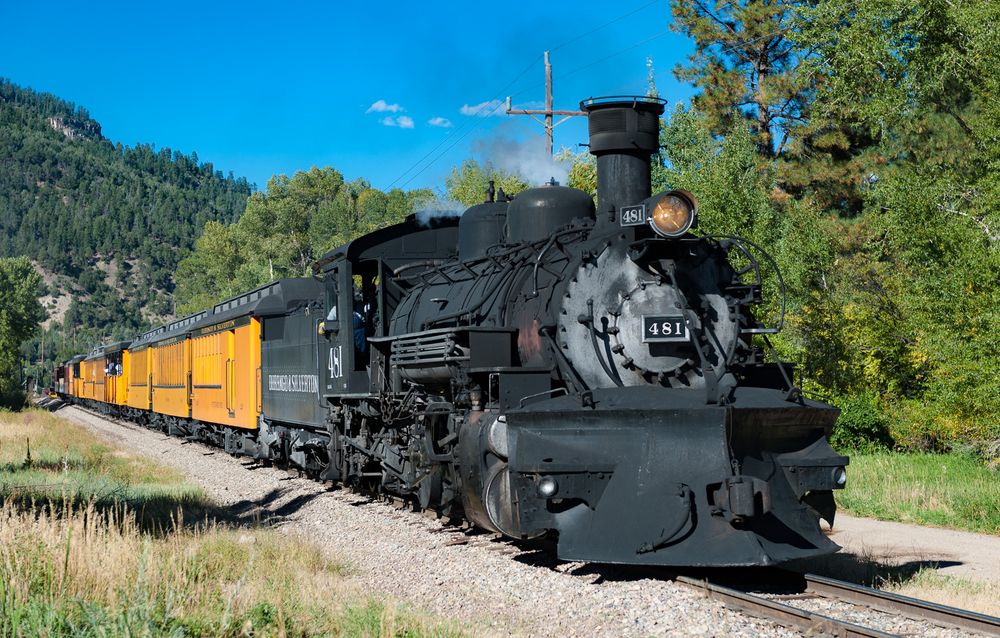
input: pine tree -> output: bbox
[670,0,878,213]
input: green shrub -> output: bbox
[831,393,894,452]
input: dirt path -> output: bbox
[827,515,1000,584]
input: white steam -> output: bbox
[415,198,466,226]
[415,127,576,226]
[472,130,570,186]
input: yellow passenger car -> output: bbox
[148,313,205,419]
[190,314,261,430]
[125,343,153,412]
[103,341,131,406]
[78,342,130,406]
[80,350,105,403]
[68,355,85,399]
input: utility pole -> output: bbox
[506,51,587,156]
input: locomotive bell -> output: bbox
[581,96,666,232]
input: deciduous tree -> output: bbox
[445,160,527,207]
[0,256,44,408]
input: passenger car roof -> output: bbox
[189,277,324,332]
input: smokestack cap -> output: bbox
[581,96,666,156]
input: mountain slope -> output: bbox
[0,78,252,340]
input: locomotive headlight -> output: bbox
[833,467,847,488]
[650,191,696,238]
[537,476,559,498]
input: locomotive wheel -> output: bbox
[415,425,444,510]
[417,464,443,510]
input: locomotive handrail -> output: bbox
[518,387,568,408]
[392,260,446,278]
[581,299,624,387]
[700,234,787,334]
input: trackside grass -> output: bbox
[837,452,1000,535]
[0,409,463,637]
[886,568,999,616]
[0,409,211,527]
[790,551,1000,616]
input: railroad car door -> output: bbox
[108,356,115,404]
[320,262,348,395]
[147,348,153,409]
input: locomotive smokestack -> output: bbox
[581,97,666,229]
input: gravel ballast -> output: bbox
[57,406,984,637]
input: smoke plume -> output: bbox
[472,127,570,186]
[415,198,466,226]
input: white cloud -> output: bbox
[380,115,414,129]
[367,99,403,114]
[459,99,506,117]
[427,116,453,128]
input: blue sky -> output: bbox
[1,0,695,193]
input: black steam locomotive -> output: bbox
[64,97,848,567]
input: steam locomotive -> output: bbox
[56,97,847,567]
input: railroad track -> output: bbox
[678,571,1000,637]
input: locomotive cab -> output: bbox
[316,215,461,397]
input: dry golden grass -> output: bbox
[0,408,191,485]
[788,548,1000,618]
[0,409,464,637]
[0,497,459,636]
[886,568,999,616]
[0,409,211,529]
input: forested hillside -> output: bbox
[0,78,252,359]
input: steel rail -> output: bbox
[677,576,896,638]
[803,573,1000,636]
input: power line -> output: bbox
[548,0,662,53]
[387,56,540,190]
[388,1,672,189]
[508,29,674,102]
[397,99,510,189]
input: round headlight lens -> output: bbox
[650,191,696,238]
[833,467,847,487]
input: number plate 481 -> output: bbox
[642,315,690,342]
